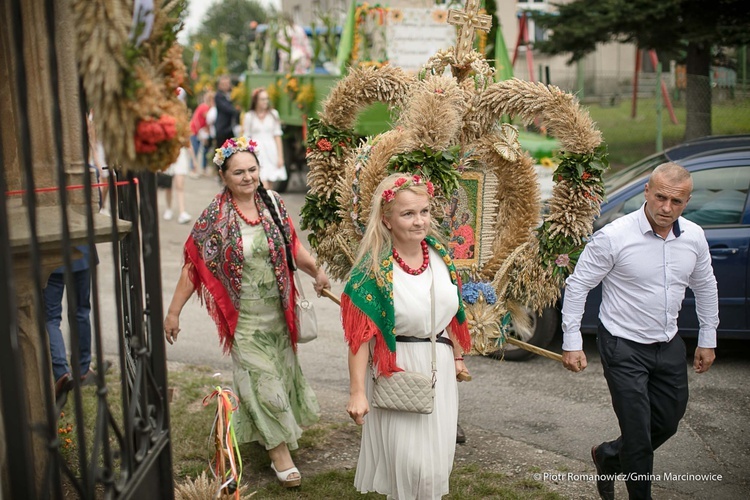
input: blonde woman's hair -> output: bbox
[351,173,442,280]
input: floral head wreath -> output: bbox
[382,175,435,203]
[213,136,259,168]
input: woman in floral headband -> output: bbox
[164,136,330,488]
[342,173,472,499]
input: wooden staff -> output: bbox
[320,289,563,363]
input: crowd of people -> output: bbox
[47,76,718,499]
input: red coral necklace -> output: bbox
[231,197,261,226]
[392,240,430,275]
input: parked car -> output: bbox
[500,134,750,360]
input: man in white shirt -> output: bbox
[561,163,718,500]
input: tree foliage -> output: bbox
[188,0,268,75]
[533,0,750,64]
[532,0,750,139]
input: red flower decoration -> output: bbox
[382,189,396,203]
[581,171,592,181]
[394,177,407,188]
[316,138,333,151]
[136,119,166,143]
[134,113,179,154]
[426,181,435,197]
[135,137,158,154]
[412,175,422,184]
[158,114,177,140]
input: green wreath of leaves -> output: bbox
[387,144,462,197]
[300,193,341,249]
[305,118,358,158]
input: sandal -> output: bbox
[271,462,301,488]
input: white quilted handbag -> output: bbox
[371,264,437,414]
[371,368,435,414]
[294,271,318,343]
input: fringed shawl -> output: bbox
[183,188,300,353]
[341,235,471,376]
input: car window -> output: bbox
[598,165,750,230]
[682,166,750,226]
[604,154,667,193]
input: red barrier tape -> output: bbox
[5,179,138,197]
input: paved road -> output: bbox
[95,173,750,498]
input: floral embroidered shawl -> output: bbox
[341,235,471,376]
[183,188,299,353]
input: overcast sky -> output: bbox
[179,0,281,44]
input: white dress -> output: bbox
[355,248,460,500]
[168,147,191,176]
[242,109,287,182]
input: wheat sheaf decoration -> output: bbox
[71,0,189,172]
[303,9,608,356]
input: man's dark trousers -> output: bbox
[595,324,689,499]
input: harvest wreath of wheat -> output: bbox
[303,0,608,357]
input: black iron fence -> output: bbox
[0,0,173,498]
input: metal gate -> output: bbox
[0,0,174,497]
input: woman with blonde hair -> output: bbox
[342,173,472,499]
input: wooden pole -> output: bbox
[320,289,563,363]
[632,47,641,119]
[656,61,664,151]
[648,50,679,125]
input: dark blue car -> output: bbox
[502,135,750,360]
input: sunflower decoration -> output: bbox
[389,9,404,23]
[266,80,282,108]
[72,0,189,172]
[432,9,449,24]
[295,83,315,112]
[284,74,300,96]
[540,156,557,168]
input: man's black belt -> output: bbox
[395,331,453,347]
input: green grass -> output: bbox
[168,368,226,477]
[586,97,750,168]
[57,366,222,484]
[60,365,564,499]
[251,464,563,499]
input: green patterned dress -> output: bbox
[231,221,319,450]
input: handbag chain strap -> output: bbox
[429,261,437,387]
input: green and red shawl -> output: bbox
[183,188,300,353]
[341,235,471,376]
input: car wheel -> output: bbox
[488,307,559,361]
